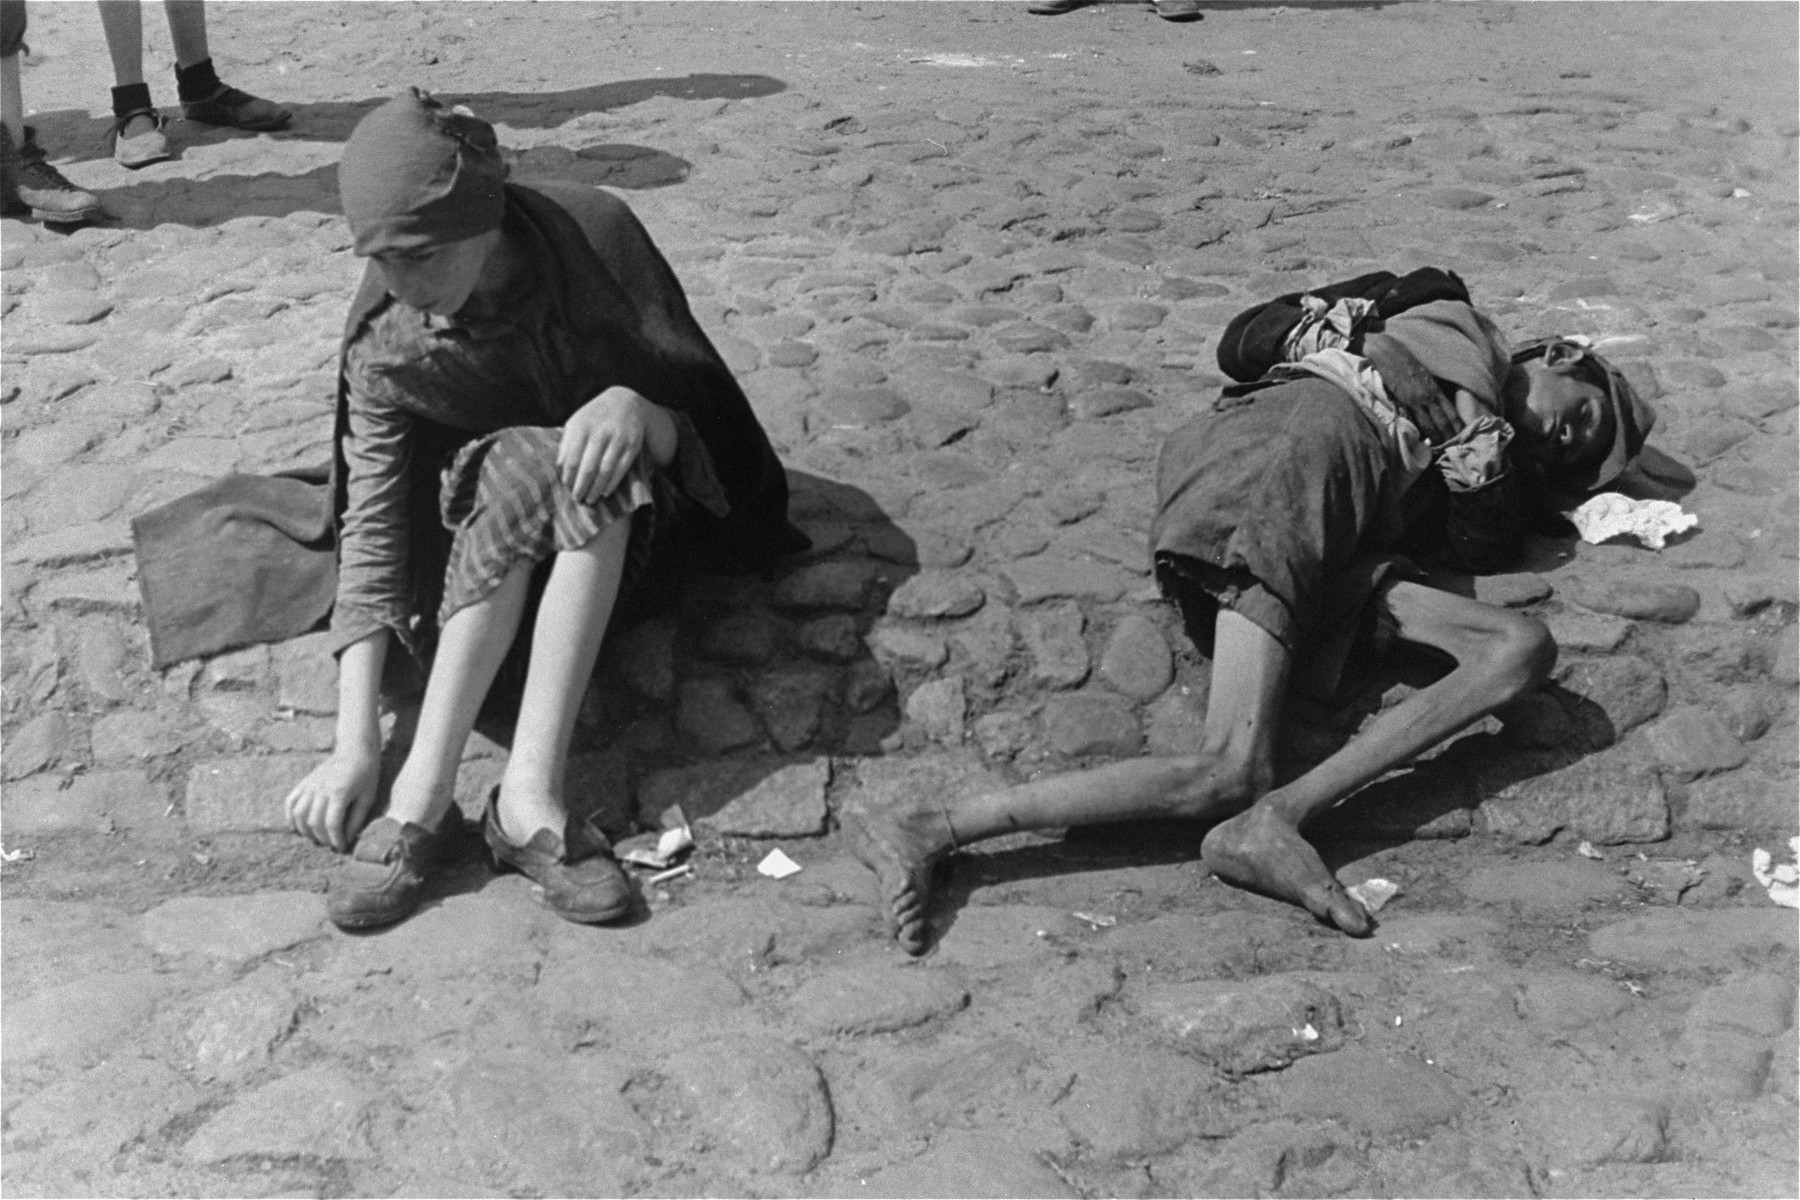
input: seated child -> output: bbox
[849,268,1656,954]
[263,91,809,929]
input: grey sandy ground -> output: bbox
[2,3,1797,1196]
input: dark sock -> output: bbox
[111,82,154,119]
[174,57,222,103]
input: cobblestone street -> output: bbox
[2,3,1797,1196]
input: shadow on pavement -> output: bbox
[87,146,695,229]
[925,628,1611,948]
[30,72,784,229]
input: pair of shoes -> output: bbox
[1,126,103,224]
[326,805,466,931]
[482,789,634,924]
[1027,0,1096,12]
[110,109,172,169]
[182,83,292,132]
[1148,0,1203,19]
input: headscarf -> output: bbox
[338,87,507,257]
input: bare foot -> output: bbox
[1200,805,1374,936]
[843,795,955,955]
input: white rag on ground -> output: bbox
[1752,837,1800,909]
[1567,492,1698,549]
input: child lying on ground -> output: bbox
[849,267,1657,953]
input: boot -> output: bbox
[1,126,103,225]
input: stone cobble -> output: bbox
[1,3,1797,1197]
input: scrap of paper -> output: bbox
[757,848,802,880]
[620,805,694,870]
[1347,878,1400,914]
[1751,837,1800,909]
[1568,493,1698,550]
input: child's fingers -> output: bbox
[285,784,309,839]
[573,433,608,504]
[289,784,327,846]
[301,793,331,848]
[558,425,590,495]
[595,436,639,501]
[323,791,354,853]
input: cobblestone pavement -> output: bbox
[2,3,1797,1197]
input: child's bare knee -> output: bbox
[1489,611,1556,693]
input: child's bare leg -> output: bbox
[851,608,1289,953]
[95,1,146,86]
[496,519,629,842]
[2,49,24,141]
[1202,581,1556,934]
[160,0,209,69]
[384,565,531,830]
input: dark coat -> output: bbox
[133,181,806,668]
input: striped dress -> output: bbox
[330,212,725,677]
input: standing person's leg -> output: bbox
[162,0,290,131]
[95,0,144,83]
[1201,581,1556,933]
[850,607,1292,954]
[96,0,171,167]
[2,0,102,222]
[159,0,205,66]
[2,0,26,141]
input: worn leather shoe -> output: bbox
[327,806,464,931]
[482,791,634,924]
[182,83,292,131]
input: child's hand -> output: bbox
[561,386,652,506]
[1452,387,1486,428]
[1361,333,1460,444]
[285,748,381,852]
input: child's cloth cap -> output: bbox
[338,88,507,257]
[1511,337,1657,497]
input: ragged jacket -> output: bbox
[1213,268,1531,574]
[133,180,807,668]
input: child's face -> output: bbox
[371,229,498,317]
[1506,354,1612,476]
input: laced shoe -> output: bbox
[1,126,103,224]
